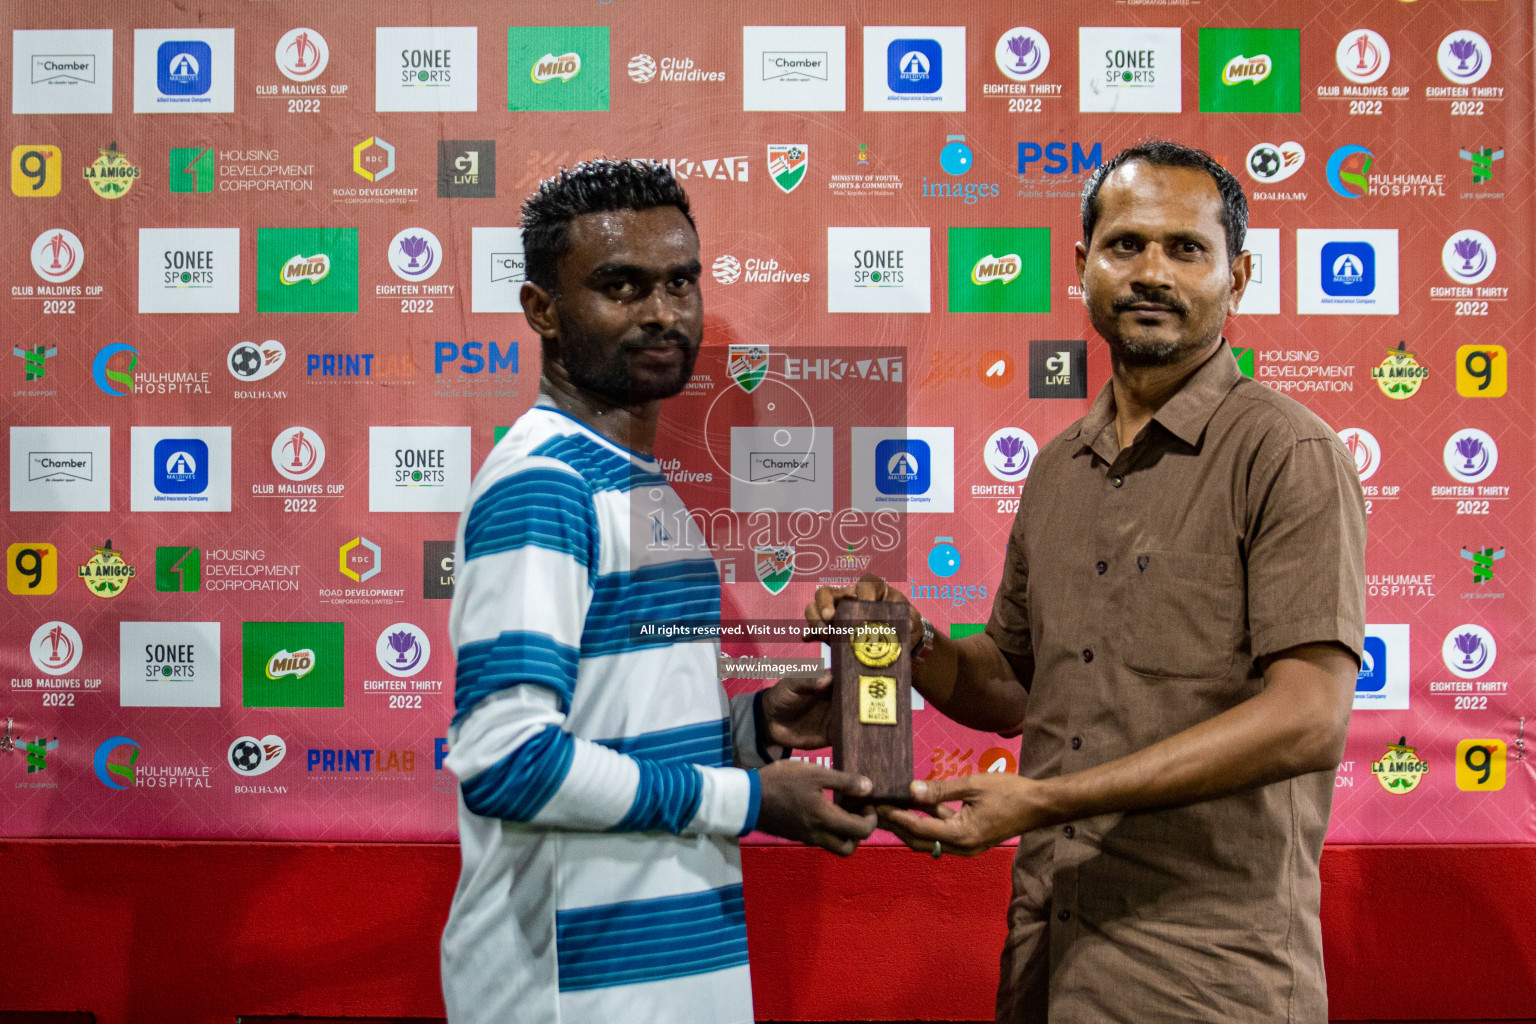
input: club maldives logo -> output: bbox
[729,344,768,393]
[1441,230,1496,285]
[1461,546,1504,584]
[78,540,135,598]
[375,622,431,677]
[1326,145,1372,198]
[271,427,325,481]
[1438,31,1490,85]
[983,428,1038,482]
[30,621,83,675]
[1442,624,1496,679]
[767,144,807,193]
[1371,342,1428,400]
[1372,736,1429,794]
[1337,30,1389,84]
[229,734,286,776]
[388,227,442,281]
[82,142,140,199]
[276,28,328,83]
[31,229,83,283]
[1338,427,1381,482]
[228,339,285,382]
[1443,429,1497,484]
[995,27,1049,82]
[1246,141,1304,184]
[94,736,141,789]
[711,255,741,285]
[1460,147,1503,184]
[755,546,795,595]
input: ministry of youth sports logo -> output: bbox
[271,426,325,481]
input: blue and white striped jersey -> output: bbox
[441,399,762,1024]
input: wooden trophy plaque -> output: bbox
[828,599,914,809]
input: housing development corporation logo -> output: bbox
[508,27,609,111]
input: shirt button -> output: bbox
[1071,736,1082,750]
[1063,825,1075,839]
[1082,649,1094,663]
[1112,476,1124,488]
[1095,561,1107,575]
[1058,909,1071,922]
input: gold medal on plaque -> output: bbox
[852,622,901,668]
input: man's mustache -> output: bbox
[1111,294,1188,317]
[624,332,697,350]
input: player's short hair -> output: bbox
[521,159,696,292]
[1080,140,1249,263]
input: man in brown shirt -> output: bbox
[806,141,1367,1022]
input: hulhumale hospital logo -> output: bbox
[94,736,140,789]
[1326,145,1372,198]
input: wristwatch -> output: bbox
[910,616,936,667]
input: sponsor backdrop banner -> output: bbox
[1,1,1531,842]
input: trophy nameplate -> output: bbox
[828,600,914,809]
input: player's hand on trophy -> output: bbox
[803,574,922,650]
[755,759,878,857]
[878,774,1049,857]
[760,671,837,750]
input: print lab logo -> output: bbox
[227,340,285,382]
[1337,30,1390,85]
[1437,31,1490,85]
[276,28,328,83]
[1441,230,1496,286]
[437,140,495,198]
[30,229,83,283]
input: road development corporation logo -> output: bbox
[1246,141,1304,184]
[134,29,235,112]
[12,29,114,114]
[1079,27,1181,113]
[387,227,442,281]
[1372,737,1429,794]
[242,621,345,708]
[1337,30,1389,84]
[864,26,965,111]
[30,621,83,675]
[1441,230,1496,286]
[376,26,478,111]
[983,428,1038,482]
[228,340,285,382]
[743,26,846,111]
[1354,625,1409,710]
[31,229,83,283]
[1337,427,1381,482]
[340,536,382,583]
[119,621,220,707]
[276,28,328,83]
[1198,28,1300,113]
[1443,429,1497,484]
[508,27,609,111]
[995,28,1049,82]
[767,144,807,193]
[755,545,794,594]
[271,427,325,481]
[1437,31,1490,86]
[376,622,431,677]
[353,136,395,181]
[229,735,286,776]
[1372,342,1428,400]
[1442,623,1496,680]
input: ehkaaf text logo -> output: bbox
[77,539,134,598]
[82,142,139,198]
[1372,736,1429,793]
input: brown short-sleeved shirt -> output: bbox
[984,343,1366,1024]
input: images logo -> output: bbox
[94,736,140,789]
[154,438,209,495]
[1442,623,1496,679]
[1456,739,1506,792]
[158,40,211,95]
[228,340,285,382]
[755,545,794,595]
[155,546,201,592]
[352,136,395,181]
[242,621,344,708]
[1438,31,1490,85]
[1337,427,1381,482]
[995,27,1049,82]
[1456,345,1506,397]
[1029,339,1087,399]
[1441,230,1496,285]
[1246,141,1304,184]
[1337,30,1389,84]
[30,229,82,283]
[947,227,1048,313]
[1461,546,1504,583]
[376,622,431,677]
[508,27,610,111]
[30,621,83,675]
[929,537,961,578]
[1372,737,1429,794]
[1371,342,1428,399]
[271,427,325,481]
[258,228,359,313]
[168,146,214,193]
[91,343,137,396]
[437,140,495,198]
[388,228,442,281]
[276,28,328,83]
[229,735,286,776]
[1326,145,1372,198]
[8,543,57,595]
[1443,429,1497,484]
[1460,146,1503,184]
[983,428,1038,482]
[340,536,382,583]
[1199,29,1299,112]
[11,145,61,197]
[767,144,807,193]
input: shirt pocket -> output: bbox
[1119,549,1244,680]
